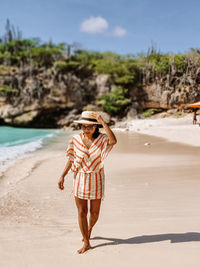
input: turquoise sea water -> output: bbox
[0,126,61,172]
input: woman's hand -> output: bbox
[58,177,65,190]
[91,112,117,146]
[58,161,72,191]
[90,112,105,125]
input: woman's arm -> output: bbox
[91,112,117,145]
[58,160,72,190]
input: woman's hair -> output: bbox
[93,125,101,139]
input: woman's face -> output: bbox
[82,124,97,135]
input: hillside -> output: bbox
[0,39,200,127]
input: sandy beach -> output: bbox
[1,119,200,267]
[120,113,200,147]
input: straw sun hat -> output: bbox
[74,111,110,125]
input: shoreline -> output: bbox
[1,113,200,201]
[1,116,200,199]
[1,112,198,178]
[0,127,65,177]
[0,129,75,198]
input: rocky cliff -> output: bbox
[139,60,200,111]
[0,64,200,128]
[140,77,200,110]
[0,66,113,127]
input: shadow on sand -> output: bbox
[91,232,200,249]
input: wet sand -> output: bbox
[0,131,200,267]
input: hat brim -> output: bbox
[73,120,102,125]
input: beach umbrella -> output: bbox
[187,101,200,108]
[187,102,200,124]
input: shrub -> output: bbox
[54,60,80,72]
[30,47,63,68]
[142,108,156,118]
[174,54,186,72]
[146,53,170,72]
[99,86,131,115]
[73,49,102,65]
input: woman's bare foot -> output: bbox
[77,242,91,254]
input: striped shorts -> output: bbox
[73,168,105,200]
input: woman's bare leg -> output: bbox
[88,199,101,239]
[75,197,91,254]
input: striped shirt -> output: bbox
[66,133,113,199]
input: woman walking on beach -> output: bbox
[58,111,117,254]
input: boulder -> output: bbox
[57,109,79,127]
[126,108,138,121]
[12,110,39,126]
[96,74,111,96]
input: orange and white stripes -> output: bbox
[66,133,112,200]
[73,169,105,200]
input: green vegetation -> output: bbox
[99,86,131,115]
[54,60,80,72]
[0,27,197,78]
[0,40,65,67]
[142,109,156,118]
[173,54,186,72]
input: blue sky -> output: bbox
[0,0,200,55]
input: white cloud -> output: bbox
[80,16,108,34]
[80,17,127,37]
[112,26,127,37]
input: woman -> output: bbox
[58,111,117,254]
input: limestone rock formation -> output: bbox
[1,63,200,128]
